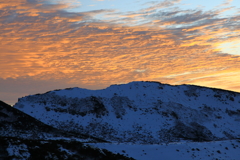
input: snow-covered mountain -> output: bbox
[14,81,240,144]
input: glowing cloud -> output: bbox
[1,0,240,105]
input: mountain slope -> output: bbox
[0,100,134,159]
[14,81,240,144]
[0,100,104,142]
[0,100,59,139]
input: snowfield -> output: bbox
[89,140,240,160]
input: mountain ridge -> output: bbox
[14,81,240,144]
[16,81,240,99]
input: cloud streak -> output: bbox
[1,0,240,104]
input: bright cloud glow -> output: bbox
[218,40,240,55]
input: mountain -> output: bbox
[0,100,133,159]
[14,81,240,145]
[11,81,240,159]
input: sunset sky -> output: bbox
[1,0,240,105]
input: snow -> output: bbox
[13,81,240,144]
[89,140,240,160]
[59,146,75,156]
[7,143,31,159]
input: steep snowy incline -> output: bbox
[0,100,61,139]
[14,81,240,144]
[0,100,103,142]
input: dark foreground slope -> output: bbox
[0,137,134,160]
[14,81,240,144]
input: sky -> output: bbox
[0,0,240,105]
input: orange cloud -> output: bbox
[0,0,240,105]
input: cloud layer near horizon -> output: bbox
[1,0,240,104]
